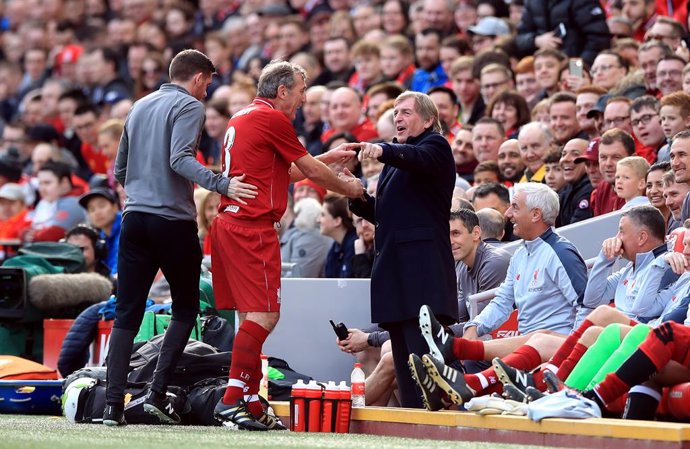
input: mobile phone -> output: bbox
[330,320,349,340]
[569,59,583,78]
[554,23,567,39]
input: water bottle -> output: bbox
[305,380,323,432]
[320,381,339,432]
[335,381,352,433]
[289,379,307,432]
[350,362,366,408]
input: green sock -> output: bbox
[565,324,622,390]
[586,324,650,389]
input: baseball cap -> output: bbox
[0,183,26,202]
[307,2,334,24]
[78,187,118,209]
[586,95,609,119]
[468,17,511,36]
[574,137,600,164]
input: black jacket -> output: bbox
[349,128,457,327]
[516,0,611,66]
[557,174,593,227]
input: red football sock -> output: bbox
[594,372,630,405]
[223,320,269,405]
[549,319,594,367]
[452,337,485,360]
[556,342,588,381]
[468,345,542,394]
[246,361,264,417]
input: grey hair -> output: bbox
[518,121,553,146]
[257,60,307,99]
[293,197,322,231]
[513,182,560,226]
[394,91,443,134]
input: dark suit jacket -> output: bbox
[349,128,458,328]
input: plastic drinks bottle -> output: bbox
[335,381,352,433]
[290,379,306,432]
[351,362,366,408]
[321,381,340,432]
[304,380,323,432]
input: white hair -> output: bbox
[513,182,560,226]
[518,121,553,145]
[294,198,322,231]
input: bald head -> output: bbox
[476,208,505,241]
[329,87,363,132]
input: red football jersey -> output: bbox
[218,98,307,222]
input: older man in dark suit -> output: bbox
[346,91,457,408]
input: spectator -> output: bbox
[449,56,485,125]
[472,117,505,163]
[200,98,229,166]
[645,16,685,52]
[352,213,376,278]
[479,63,514,105]
[656,55,685,96]
[645,161,672,229]
[515,0,609,66]
[321,87,378,143]
[297,86,327,156]
[410,28,447,93]
[294,178,327,204]
[486,90,530,139]
[549,92,586,145]
[26,161,86,242]
[349,41,385,95]
[467,16,511,54]
[592,129,636,216]
[78,187,122,276]
[320,194,357,278]
[0,183,31,243]
[423,0,456,36]
[381,0,410,35]
[452,125,478,182]
[630,95,665,163]
[518,121,552,183]
[439,35,472,78]
[657,91,690,162]
[497,139,525,184]
[615,156,651,209]
[428,86,460,141]
[379,34,416,88]
[514,56,540,109]
[576,86,607,140]
[544,148,567,193]
[670,131,690,222]
[275,17,310,61]
[72,103,109,176]
[473,161,501,185]
[557,138,593,227]
[280,195,331,278]
[637,40,674,96]
[602,96,633,135]
[365,82,405,124]
[622,0,656,42]
[590,51,629,91]
[312,36,354,86]
[86,47,132,106]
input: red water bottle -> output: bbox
[290,379,307,432]
[305,380,323,432]
[321,381,339,432]
[335,381,352,433]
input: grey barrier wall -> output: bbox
[262,210,625,382]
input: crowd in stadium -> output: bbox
[5,0,690,423]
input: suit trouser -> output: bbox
[105,212,201,405]
[388,318,426,409]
